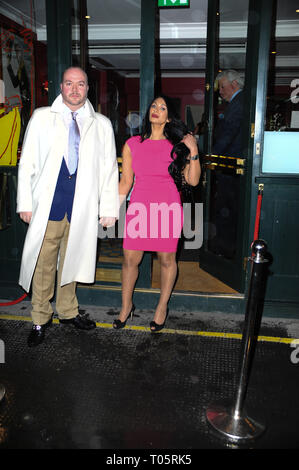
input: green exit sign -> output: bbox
[158,0,190,7]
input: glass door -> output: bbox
[86,0,141,286]
[253,0,299,303]
[199,0,250,292]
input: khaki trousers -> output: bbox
[31,215,78,325]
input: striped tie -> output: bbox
[68,111,80,175]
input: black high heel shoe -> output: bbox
[150,308,169,333]
[113,304,135,329]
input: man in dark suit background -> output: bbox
[210,70,244,258]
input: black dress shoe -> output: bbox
[27,319,52,347]
[59,314,96,330]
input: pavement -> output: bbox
[0,298,299,452]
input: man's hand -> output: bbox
[99,217,117,228]
[19,212,32,224]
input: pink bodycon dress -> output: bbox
[123,135,183,252]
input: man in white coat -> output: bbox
[17,67,119,347]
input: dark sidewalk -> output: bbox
[0,301,299,450]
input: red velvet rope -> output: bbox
[253,193,263,241]
[0,293,27,306]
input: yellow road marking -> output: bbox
[0,313,298,345]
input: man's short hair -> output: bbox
[216,70,244,89]
[61,67,88,85]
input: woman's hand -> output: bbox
[182,133,201,186]
[181,133,198,156]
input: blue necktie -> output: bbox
[68,111,80,175]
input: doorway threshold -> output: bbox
[77,283,245,314]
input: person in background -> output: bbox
[17,66,119,347]
[211,69,244,258]
[6,42,31,142]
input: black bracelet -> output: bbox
[190,154,199,160]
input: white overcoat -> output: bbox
[17,94,119,292]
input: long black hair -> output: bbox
[140,95,193,197]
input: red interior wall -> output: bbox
[125,76,206,120]
[35,41,48,108]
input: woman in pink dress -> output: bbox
[114,95,201,332]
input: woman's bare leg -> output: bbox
[118,249,144,322]
[153,251,177,325]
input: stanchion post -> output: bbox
[206,240,269,443]
[0,337,5,402]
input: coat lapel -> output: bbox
[81,99,96,141]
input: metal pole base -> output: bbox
[0,383,5,402]
[206,403,265,443]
